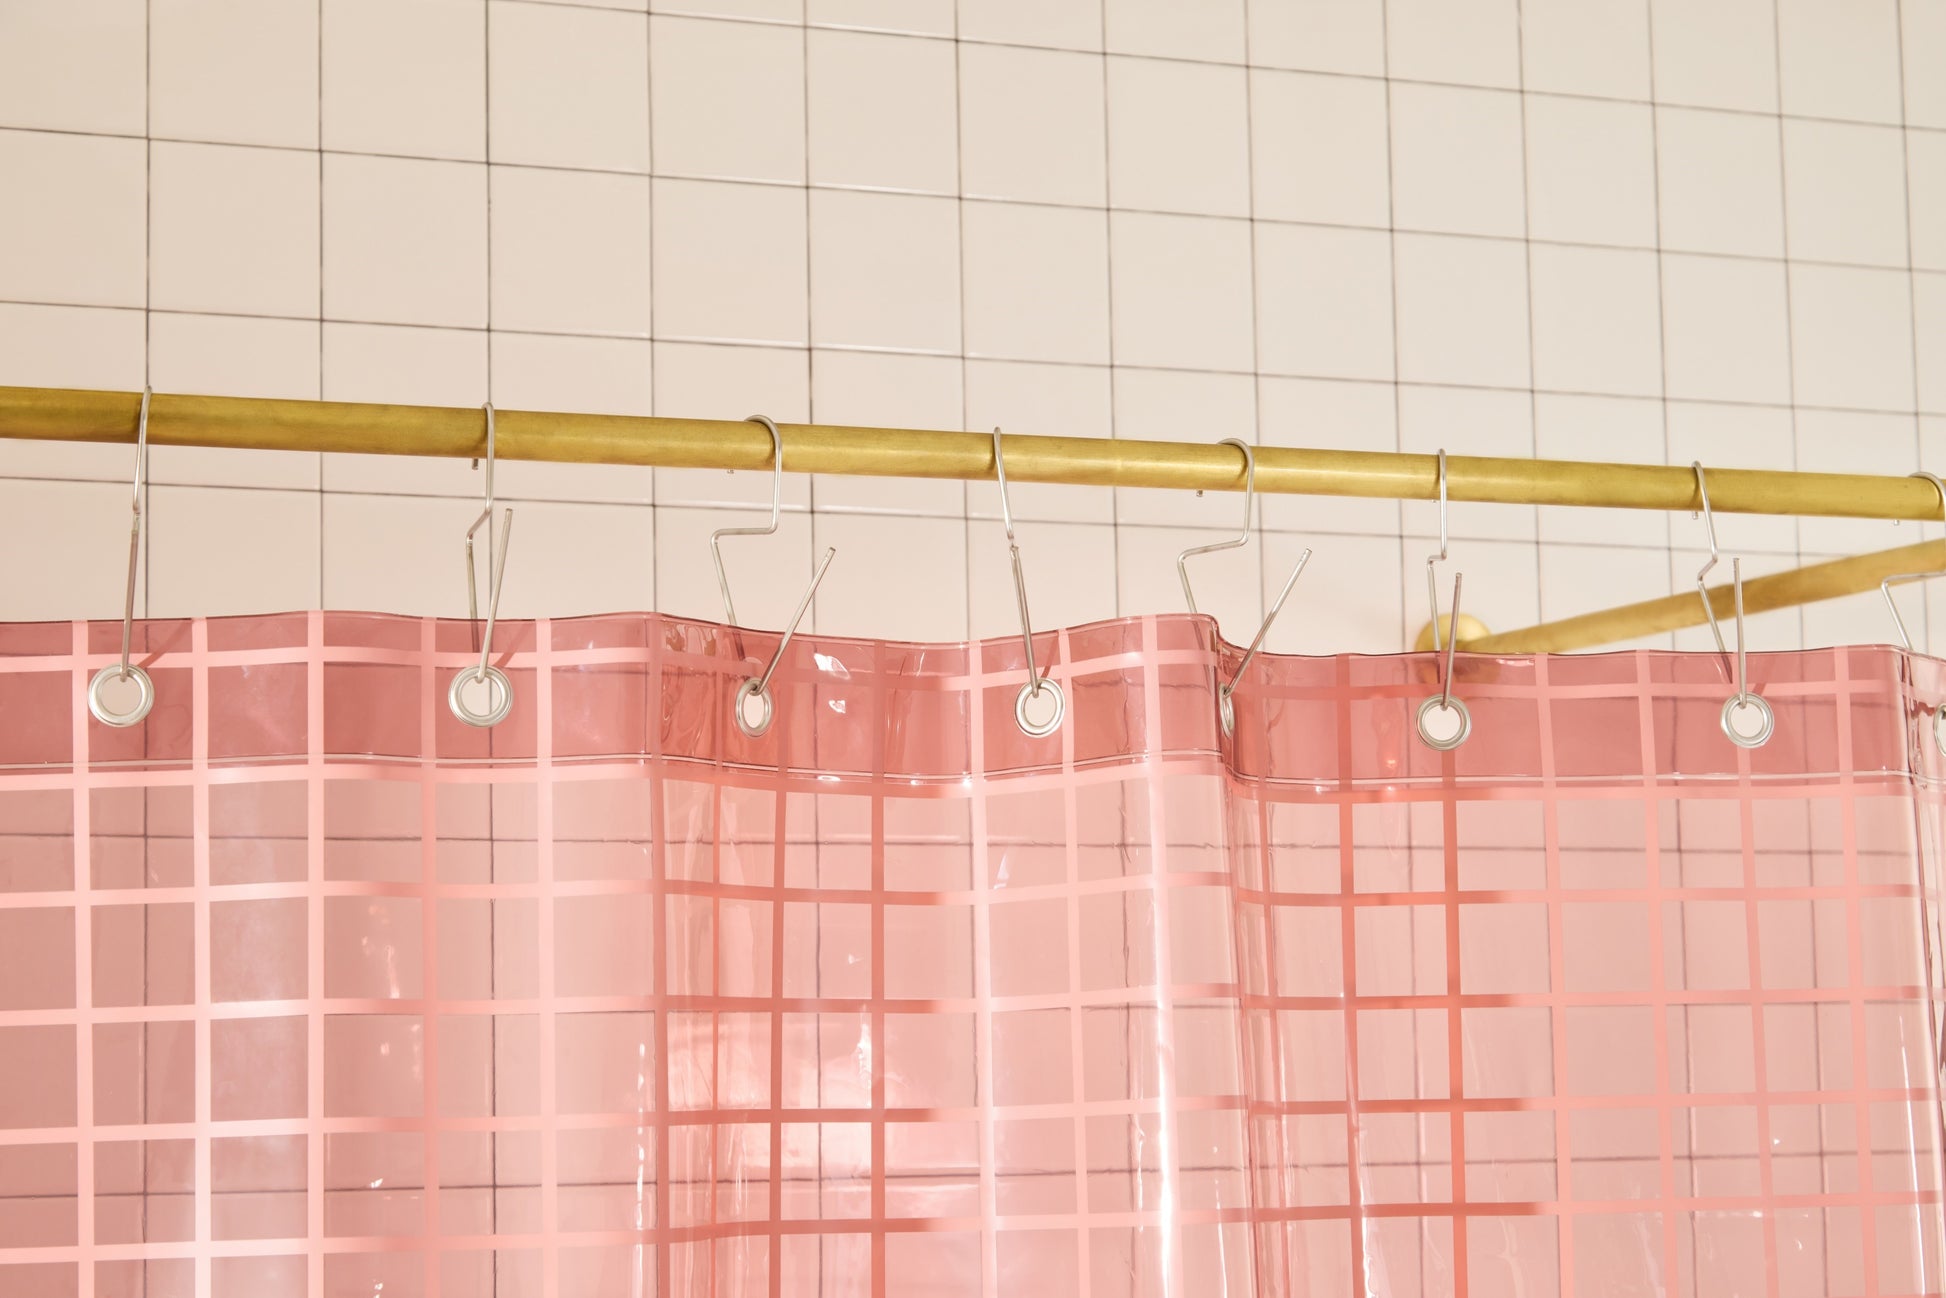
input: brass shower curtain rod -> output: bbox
[0,384,1938,653]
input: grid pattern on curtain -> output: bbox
[0,612,1939,1296]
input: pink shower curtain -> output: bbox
[0,610,1940,1297]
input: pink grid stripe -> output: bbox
[0,613,1942,1296]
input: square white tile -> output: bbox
[1782,120,1909,269]
[651,178,809,346]
[488,0,650,172]
[968,519,1118,641]
[150,0,318,148]
[1655,108,1785,259]
[807,349,963,514]
[1261,531,1404,655]
[1253,224,1394,382]
[1388,83,1526,238]
[0,130,145,309]
[1787,263,1915,413]
[1246,0,1385,75]
[488,331,654,504]
[1108,212,1255,373]
[1775,0,1904,124]
[1529,244,1662,399]
[1907,0,1946,129]
[812,511,967,640]
[957,0,1102,49]
[1524,95,1656,248]
[1384,0,1520,88]
[322,0,487,161]
[1911,130,1946,274]
[0,0,146,135]
[1256,376,1402,539]
[1648,0,1778,112]
[962,202,1110,366]
[321,492,485,615]
[0,479,147,620]
[650,15,805,184]
[808,189,960,352]
[1103,0,1245,61]
[1396,385,1536,542]
[147,313,322,489]
[1106,56,1252,218]
[150,140,321,318]
[1533,393,1667,548]
[148,484,321,616]
[807,28,957,194]
[963,359,1115,524]
[1250,70,1389,228]
[1391,233,1530,390]
[1110,368,1257,528]
[1918,271,1946,415]
[958,43,1106,208]
[1520,0,1650,100]
[651,341,812,511]
[806,0,952,35]
[488,167,652,337]
[325,154,489,330]
[1659,254,1791,406]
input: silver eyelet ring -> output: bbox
[734,677,776,739]
[1719,692,1774,749]
[87,664,154,728]
[1219,689,1235,738]
[448,664,513,728]
[1015,676,1065,738]
[1415,694,1471,751]
[1932,705,1946,759]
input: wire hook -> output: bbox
[1692,463,1773,747]
[1416,449,1470,750]
[88,387,156,727]
[450,403,516,728]
[732,546,835,740]
[711,415,786,629]
[994,428,1064,737]
[1174,441,1312,736]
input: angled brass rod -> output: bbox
[0,384,1941,519]
[1464,539,1946,654]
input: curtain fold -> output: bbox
[0,611,1940,1296]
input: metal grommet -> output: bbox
[1415,694,1471,751]
[1219,689,1235,738]
[1720,692,1774,749]
[1014,676,1065,738]
[734,677,775,739]
[1933,704,1946,759]
[448,664,513,728]
[87,664,154,728]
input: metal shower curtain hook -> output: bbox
[1877,471,1946,755]
[711,415,787,630]
[87,387,156,727]
[1175,439,1312,737]
[994,428,1064,737]
[1691,463,1773,748]
[450,403,516,728]
[1416,449,1470,750]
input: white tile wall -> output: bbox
[1,0,1942,656]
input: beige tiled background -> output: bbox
[2,0,1944,654]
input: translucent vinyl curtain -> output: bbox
[0,611,1941,1297]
